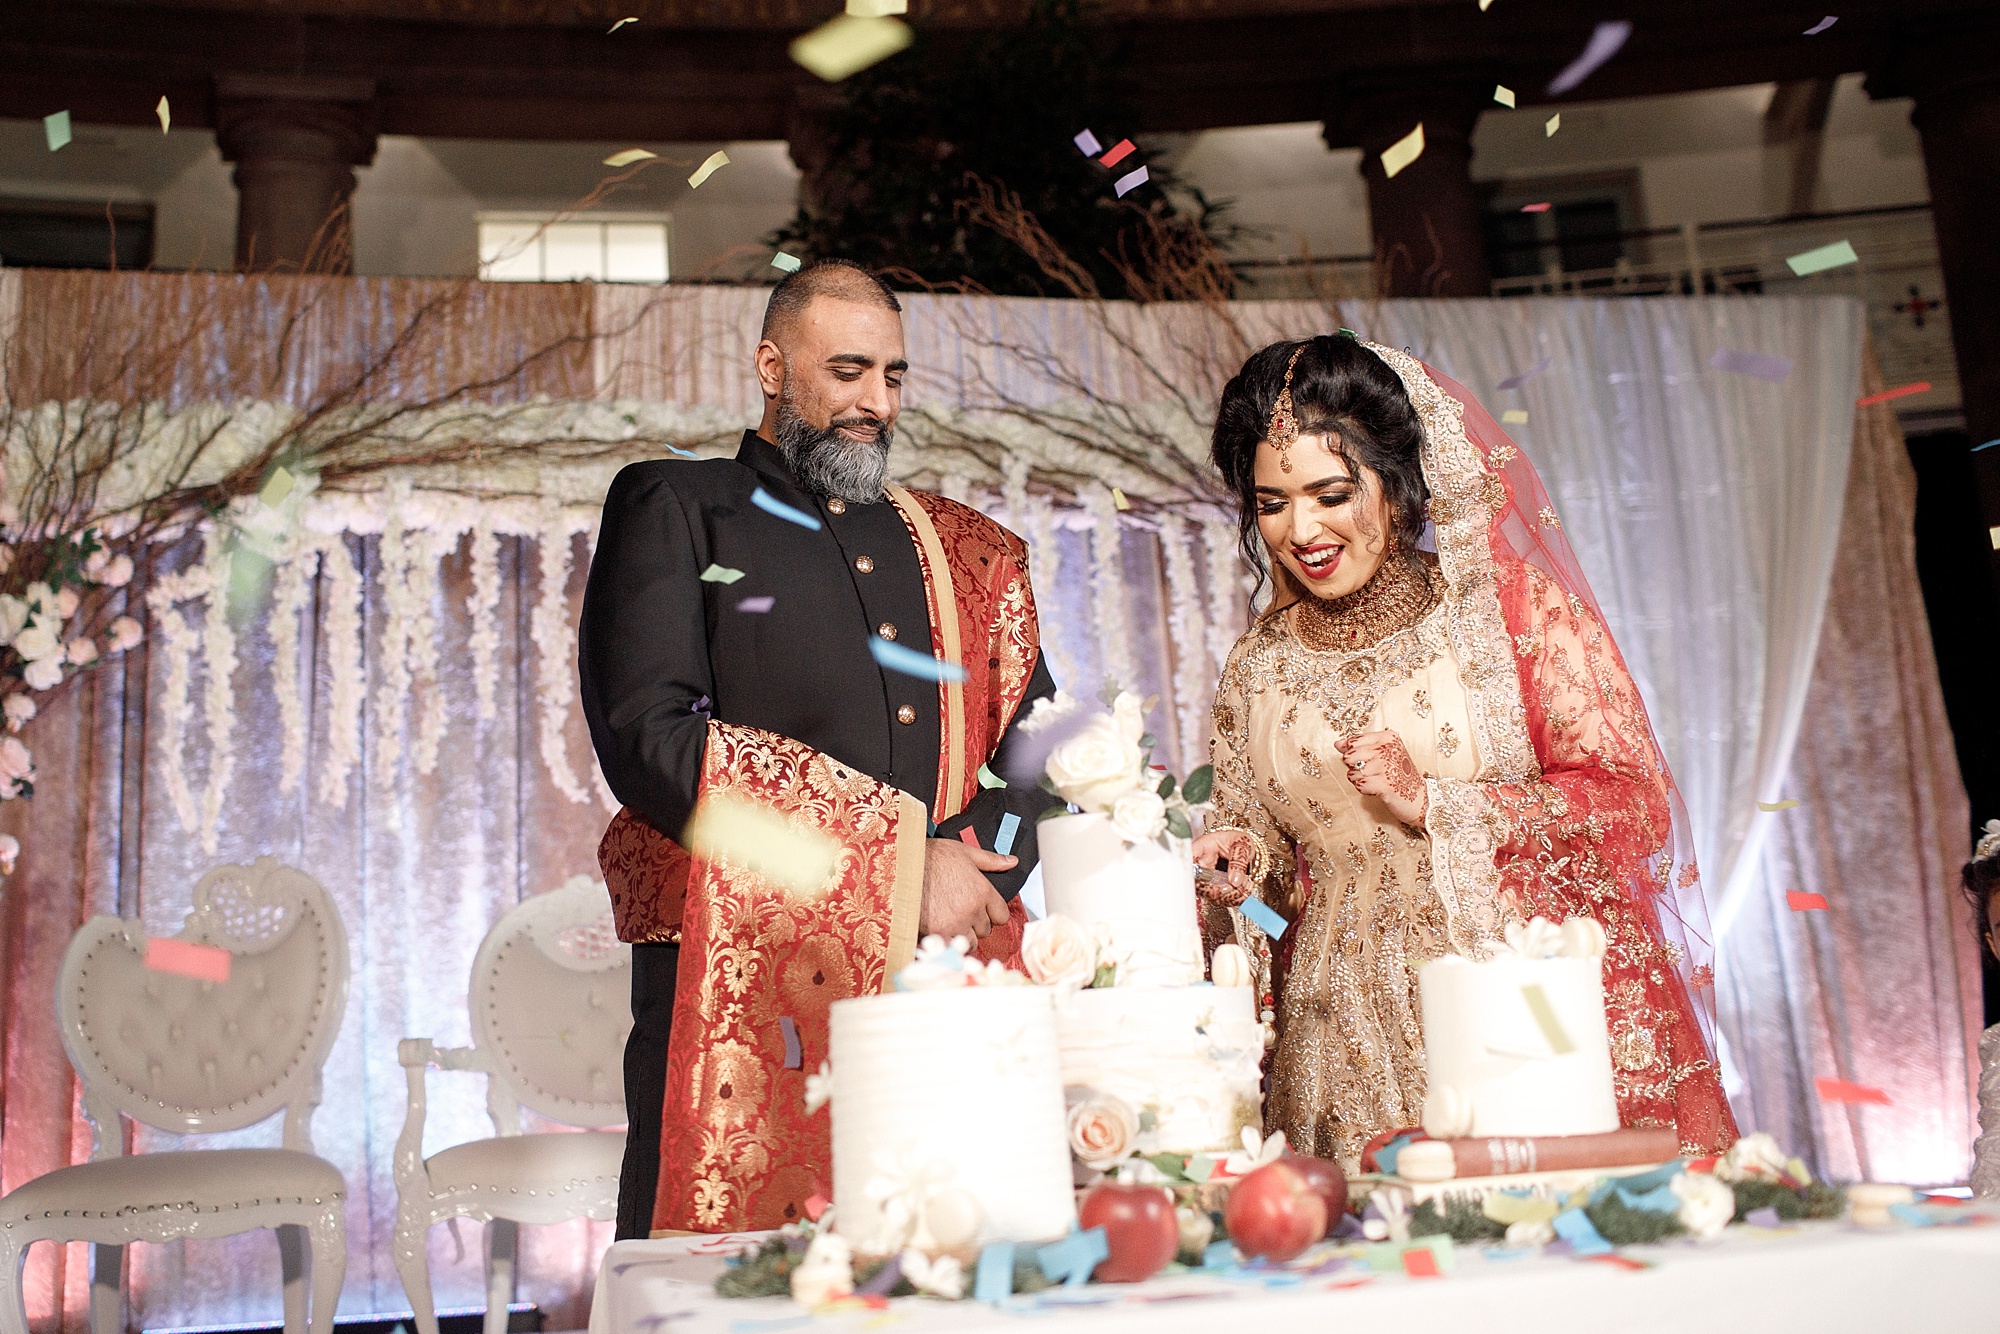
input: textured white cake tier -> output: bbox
[828,986,1076,1250]
[1418,953,1621,1138]
[1037,813,1202,986]
[1055,984,1264,1154]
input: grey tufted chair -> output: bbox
[394,876,631,1334]
[0,858,350,1334]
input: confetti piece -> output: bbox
[751,486,824,530]
[1856,381,1930,407]
[977,763,1006,789]
[995,812,1021,856]
[1787,891,1830,911]
[974,1243,1015,1303]
[1111,487,1130,511]
[1073,129,1103,156]
[1099,138,1137,167]
[1401,1248,1441,1278]
[1786,239,1858,276]
[1757,799,1800,812]
[1588,1253,1653,1271]
[156,96,171,133]
[1479,0,1493,9]
[700,564,745,584]
[1113,165,1149,198]
[603,148,657,167]
[1494,85,1515,108]
[779,1015,802,1068]
[1521,201,1552,213]
[1203,1240,1238,1268]
[1483,1192,1560,1226]
[1544,113,1561,137]
[805,1192,829,1221]
[145,937,232,982]
[1185,1152,1216,1181]
[684,792,839,893]
[870,636,969,684]
[957,826,981,849]
[1240,894,1288,941]
[688,149,731,189]
[258,466,296,509]
[1816,1077,1891,1105]
[1546,21,1632,96]
[1496,356,1551,390]
[1037,1228,1108,1286]
[608,15,638,31]
[771,251,803,273]
[1552,1208,1613,1256]
[846,0,908,14]
[1971,439,2000,453]
[791,15,913,82]
[1804,15,1838,34]
[736,595,775,613]
[1991,527,2000,551]
[44,111,71,152]
[1709,348,1795,383]
[856,1254,903,1296]
[1744,1206,1783,1228]
[1501,408,1529,425]
[1521,983,1574,1054]
[1380,123,1425,179]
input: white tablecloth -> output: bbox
[589,1217,2000,1334]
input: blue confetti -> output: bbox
[1552,1208,1613,1256]
[1972,438,2000,453]
[779,1016,801,1069]
[995,812,1021,856]
[975,1242,1016,1303]
[751,486,822,530]
[1203,1239,1239,1269]
[870,636,968,683]
[1239,894,1288,940]
[1036,1228,1107,1287]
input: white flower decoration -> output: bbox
[1222,1125,1287,1176]
[106,617,144,653]
[1503,916,1565,960]
[790,1232,854,1307]
[1505,1218,1554,1247]
[1022,914,1098,990]
[1108,788,1168,843]
[13,620,61,664]
[0,833,18,875]
[3,694,34,732]
[0,596,27,647]
[899,1248,965,1299]
[21,657,61,692]
[1671,1169,1735,1240]
[1978,819,2000,862]
[804,1060,833,1114]
[1716,1132,1798,1184]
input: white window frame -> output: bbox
[476,211,673,283]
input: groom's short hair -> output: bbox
[761,258,901,342]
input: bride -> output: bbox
[1190,333,1737,1168]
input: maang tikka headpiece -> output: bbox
[1267,344,1306,472]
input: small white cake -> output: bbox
[1055,984,1264,1154]
[828,984,1076,1252]
[1417,917,1620,1139]
[1036,812,1201,986]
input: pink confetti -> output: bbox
[145,937,231,982]
[1815,1077,1890,1105]
[1786,891,1829,911]
[1521,202,1552,213]
[1099,138,1136,167]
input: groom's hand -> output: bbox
[920,839,1015,940]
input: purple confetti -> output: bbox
[1709,348,1794,383]
[855,1253,903,1296]
[779,1015,802,1069]
[1000,706,1099,787]
[736,595,776,613]
[1804,15,1837,34]
[1073,128,1103,156]
[1113,165,1150,198]
[1744,1206,1783,1227]
[1547,21,1633,96]
[1497,356,1552,390]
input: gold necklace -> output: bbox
[1291,554,1442,653]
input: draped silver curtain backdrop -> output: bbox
[0,275,1975,1332]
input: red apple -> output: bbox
[1078,1182,1180,1283]
[1224,1160,1327,1262]
[1284,1153,1349,1236]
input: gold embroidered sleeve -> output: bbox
[1208,640,1295,918]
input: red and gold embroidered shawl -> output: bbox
[598,487,1039,1234]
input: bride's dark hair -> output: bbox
[1210,334,1430,607]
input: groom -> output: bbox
[580,259,1060,1238]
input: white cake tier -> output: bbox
[1037,812,1202,986]
[828,986,1076,1252]
[1055,984,1264,1155]
[1418,953,1621,1139]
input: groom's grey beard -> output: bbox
[774,395,893,504]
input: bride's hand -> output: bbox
[1337,730,1429,826]
[1191,829,1256,905]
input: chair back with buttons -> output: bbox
[56,857,350,1157]
[468,876,631,1134]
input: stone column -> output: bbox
[1325,79,1493,298]
[214,75,378,274]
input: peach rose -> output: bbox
[1066,1093,1138,1170]
[1022,914,1097,990]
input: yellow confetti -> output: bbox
[1482,1192,1559,1226]
[156,96,171,133]
[1111,487,1130,511]
[791,14,913,82]
[1501,408,1529,425]
[1757,799,1801,812]
[683,792,839,894]
[1990,526,2000,551]
[1521,983,1574,1054]
[1544,113,1561,137]
[1493,85,1515,108]
[1479,0,1494,8]
[603,148,657,167]
[608,15,638,31]
[688,149,731,189]
[1381,123,1425,179]
[258,467,295,510]
[846,0,908,13]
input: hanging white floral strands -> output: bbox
[530,515,593,804]
[372,493,415,825]
[146,570,203,839]
[467,517,502,724]
[1086,487,1135,696]
[1160,513,1212,773]
[269,546,315,797]
[197,535,238,854]
[1202,520,1248,678]
[408,528,446,777]
[318,536,365,808]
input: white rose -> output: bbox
[1044,714,1144,810]
[1108,788,1167,843]
[899,1248,965,1299]
[789,1232,854,1307]
[1066,1093,1138,1170]
[107,617,144,652]
[1109,690,1147,745]
[1022,914,1097,989]
[0,596,26,647]
[64,638,97,667]
[1503,916,1565,960]
[1505,1218,1554,1247]
[23,583,53,614]
[12,621,60,663]
[1671,1169,1736,1240]
[53,588,78,620]
[0,833,17,875]
[1016,689,1085,736]
[21,657,61,692]
[1716,1132,1790,1184]
[1176,1205,1215,1258]
[0,737,34,785]
[102,555,134,588]
[4,694,35,731]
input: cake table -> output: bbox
[589,1210,2000,1334]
